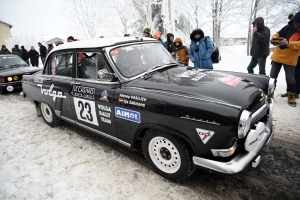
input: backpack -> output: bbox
[204,36,221,63]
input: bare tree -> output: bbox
[247,0,260,56]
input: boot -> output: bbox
[267,91,274,99]
[281,93,288,97]
[287,92,296,107]
[295,94,299,99]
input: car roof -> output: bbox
[51,37,157,53]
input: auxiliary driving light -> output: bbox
[7,77,12,82]
[13,76,19,81]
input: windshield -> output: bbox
[0,56,28,69]
[109,42,177,78]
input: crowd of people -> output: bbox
[1,12,300,107]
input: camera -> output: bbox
[195,46,199,52]
[271,38,282,46]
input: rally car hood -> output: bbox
[0,66,41,77]
[131,67,265,111]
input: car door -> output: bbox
[69,51,119,138]
[40,52,76,123]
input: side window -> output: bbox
[50,53,73,77]
[77,52,112,81]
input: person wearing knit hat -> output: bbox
[153,32,167,49]
[0,45,11,54]
[143,27,152,38]
[189,28,214,69]
[269,11,300,107]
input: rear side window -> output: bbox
[49,53,73,77]
[76,52,112,81]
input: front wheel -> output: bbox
[40,102,60,127]
[143,130,195,181]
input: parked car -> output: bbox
[22,37,275,181]
[0,54,42,94]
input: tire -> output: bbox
[40,102,60,127]
[143,130,195,181]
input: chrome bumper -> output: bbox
[193,99,275,174]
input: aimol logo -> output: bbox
[115,107,141,123]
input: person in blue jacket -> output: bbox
[189,28,214,69]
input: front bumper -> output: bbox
[1,81,22,92]
[193,99,275,174]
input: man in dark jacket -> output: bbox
[38,42,47,65]
[28,46,39,67]
[0,45,11,54]
[14,45,22,56]
[20,46,29,65]
[165,33,177,57]
[247,17,270,75]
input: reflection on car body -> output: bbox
[22,37,275,181]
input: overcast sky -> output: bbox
[0,0,73,41]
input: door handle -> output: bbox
[45,78,52,81]
[71,82,81,86]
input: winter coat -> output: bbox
[28,49,39,66]
[21,48,29,61]
[47,46,54,54]
[174,37,189,65]
[271,24,300,66]
[11,48,21,57]
[251,17,270,58]
[165,33,177,54]
[189,28,214,69]
[0,49,11,54]
[158,38,167,49]
[39,45,47,57]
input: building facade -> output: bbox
[0,20,13,47]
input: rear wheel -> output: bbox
[143,130,195,181]
[40,102,60,127]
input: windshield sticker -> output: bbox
[34,77,44,83]
[98,104,111,124]
[140,46,146,51]
[219,76,244,87]
[72,85,95,100]
[196,128,215,144]
[100,90,109,102]
[73,97,99,126]
[112,49,120,55]
[115,107,141,123]
[37,84,66,101]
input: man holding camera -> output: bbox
[247,17,270,75]
[269,11,300,107]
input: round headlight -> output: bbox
[268,78,275,95]
[7,77,12,82]
[13,76,19,81]
[238,110,252,138]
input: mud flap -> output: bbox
[35,105,42,117]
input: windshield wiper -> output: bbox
[143,63,177,79]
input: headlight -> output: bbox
[268,78,275,95]
[238,110,252,138]
[13,76,19,81]
[7,77,12,82]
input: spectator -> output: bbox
[247,17,270,75]
[47,44,54,54]
[67,36,85,61]
[269,11,300,107]
[38,42,47,65]
[57,41,64,46]
[165,33,177,57]
[20,46,29,65]
[54,41,59,46]
[67,36,80,42]
[14,45,22,56]
[189,28,214,69]
[0,45,11,54]
[153,32,167,49]
[11,47,21,57]
[174,37,189,66]
[124,34,131,37]
[143,27,152,38]
[28,46,39,67]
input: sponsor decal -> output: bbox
[98,104,112,124]
[74,97,99,126]
[118,98,124,103]
[112,49,120,55]
[218,76,244,87]
[196,128,215,144]
[140,46,146,51]
[34,77,44,83]
[72,85,95,100]
[115,107,141,123]
[118,93,147,107]
[100,90,109,102]
[37,84,66,101]
[6,85,13,92]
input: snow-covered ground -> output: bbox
[0,45,299,199]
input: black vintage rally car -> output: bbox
[22,37,275,181]
[0,54,42,94]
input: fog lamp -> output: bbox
[7,77,12,82]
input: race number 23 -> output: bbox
[73,97,99,126]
